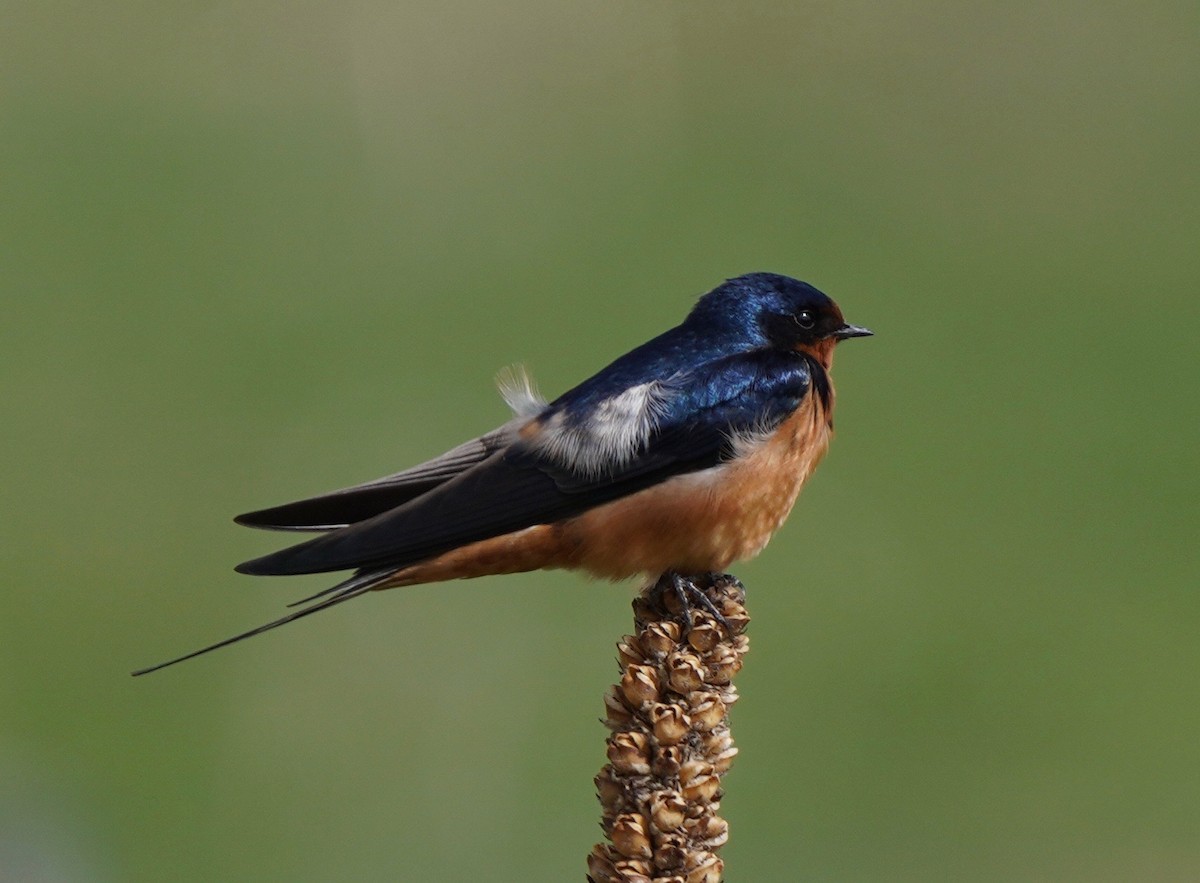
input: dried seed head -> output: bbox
[666,652,706,695]
[621,664,662,707]
[650,703,691,746]
[611,813,653,860]
[608,731,651,775]
[594,572,750,883]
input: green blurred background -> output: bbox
[3,2,1197,880]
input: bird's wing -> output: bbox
[233,420,525,531]
[235,350,813,576]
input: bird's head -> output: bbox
[688,272,872,368]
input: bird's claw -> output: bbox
[653,572,736,636]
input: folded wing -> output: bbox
[234,420,524,531]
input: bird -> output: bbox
[133,272,871,675]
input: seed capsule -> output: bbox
[685,813,729,848]
[594,768,624,809]
[687,694,725,732]
[705,645,742,685]
[666,652,705,694]
[617,636,645,668]
[649,703,691,746]
[586,844,619,883]
[621,664,662,707]
[603,686,635,729]
[640,620,682,658]
[711,745,738,774]
[594,573,751,883]
[648,789,687,832]
[607,731,651,775]
[679,760,720,804]
[684,851,723,883]
[611,813,652,860]
[686,617,723,654]
[612,860,652,883]
[651,744,683,778]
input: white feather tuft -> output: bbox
[495,364,547,418]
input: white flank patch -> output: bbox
[726,422,779,460]
[495,364,548,418]
[535,381,671,478]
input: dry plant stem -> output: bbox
[588,573,750,883]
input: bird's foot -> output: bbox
[651,571,736,636]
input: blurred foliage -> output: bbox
[2,2,1197,880]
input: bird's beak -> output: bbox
[834,323,873,340]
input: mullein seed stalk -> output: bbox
[588,573,750,883]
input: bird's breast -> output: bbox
[560,393,834,578]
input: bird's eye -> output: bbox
[795,310,816,330]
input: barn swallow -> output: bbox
[133,272,870,675]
